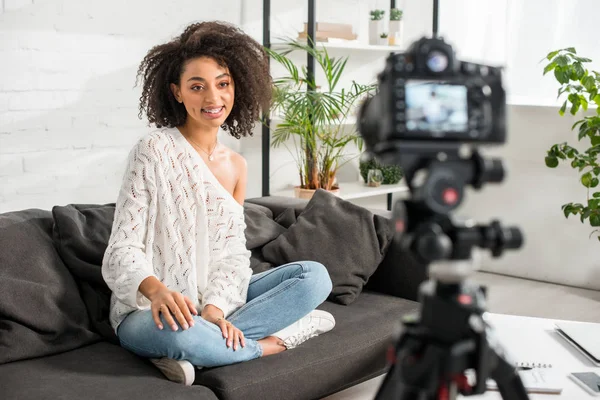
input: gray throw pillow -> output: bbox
[262,189,395,305]
[244,207,286,250]
[52,203,118,343]
[274,207,297,229]
[0,209,99,364]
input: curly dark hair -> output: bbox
[136,21,272,138]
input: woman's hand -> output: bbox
[202,305,246,351]
[148,288,198,331]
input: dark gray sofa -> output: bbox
[0,195,427,400]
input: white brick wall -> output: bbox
[0,0,242,213]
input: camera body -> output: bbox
[359,36,509,215]
[360,37,506,155]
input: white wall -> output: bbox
[0,0,242,212]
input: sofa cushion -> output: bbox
[0,209,99,365]
[243,206,286,250]
[262,189,395,305]
[0,342,217,400]
[52,203,118,343]
[195,292,419,400]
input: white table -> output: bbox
[466,313,600,399]
[324,313,599,400]
[271,181,409,210]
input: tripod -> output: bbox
[374,200,529,400]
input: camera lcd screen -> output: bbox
[405,81,469,135]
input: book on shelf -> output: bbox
[298,21,357,42]
[297,31,357,42]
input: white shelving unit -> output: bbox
[270,115,357,126]
[272,181,408,210]
[272,41,403,53]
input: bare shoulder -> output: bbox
[223,147,247,175]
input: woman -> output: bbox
[102,21,335,386]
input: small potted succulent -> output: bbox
[378,32,388,46]
[389,8,404,46]
[369,9,385,45]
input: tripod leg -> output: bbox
[375,334,422,400]
[375,333,442,400]
[488,344,530,400]
[375,359,423,400]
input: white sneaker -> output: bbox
[273,310,336,349]
[150,358,195,386]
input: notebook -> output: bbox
[555,321,600,366]
[486,368,564,394]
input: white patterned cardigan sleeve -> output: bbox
[102,140,157,309]
[202,206,252,318]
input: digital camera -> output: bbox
[359,36,506,156]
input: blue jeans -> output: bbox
[117,261,332,368]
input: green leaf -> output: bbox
[554,67,570,84]
[581,208,591,222]
[559,100,567,116]
[582,171,593,187]
[572,62,586,80]
[582,75,596,91]
[590,214,600,226]
[564,47,577,54]
[572,119,585,130]
[545,156,559,168]
[592,136,600,146]
[546,50,560,61]
[580,95,589,111]
[555,55,569,66]
[578,122,589,140]
[593,178,600,188]
[593,192,600,198]
[563,204,573,218]
[544,61,557,75]
[594,167,600,175]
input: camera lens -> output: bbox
[426,50,449,73]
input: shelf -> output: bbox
[270,115,357,126]
[272,180,408,201]
[271,40,403,53]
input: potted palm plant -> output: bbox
[266,40,376,199]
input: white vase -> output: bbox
[378,37,388,46]
[369,20,383,45]
[388,20,404,47]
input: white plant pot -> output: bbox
[378,37,388,46]
[388,20,404,47]
[369,20,383,45]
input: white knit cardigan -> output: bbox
[102,127,252,331]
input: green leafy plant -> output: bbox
[359,158,403,184]
[266,40,376,190]
[379,33,388,39]
[390,8,403,21]
[542,47,600,235]
[370,9,385,21]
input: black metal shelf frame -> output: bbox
[261,0,398,196]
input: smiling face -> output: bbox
[170,56,235,131]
